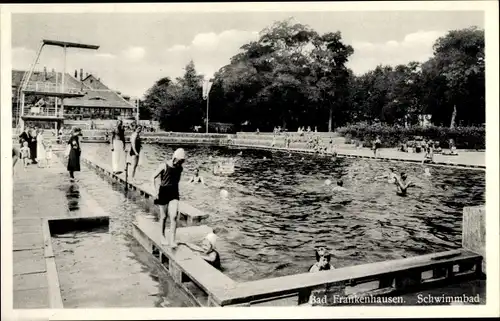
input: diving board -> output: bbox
[43,39,100,50]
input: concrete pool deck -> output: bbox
[231,143,485,169]
[12,155,108,308]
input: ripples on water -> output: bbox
[81,143,485,282]
[52,164,193,307]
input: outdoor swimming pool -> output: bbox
[50,168,194,307]
[81,143,485,282]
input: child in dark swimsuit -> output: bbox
[179,232,222,271]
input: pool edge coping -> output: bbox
[228,144,486,170]
[42,218,64,309]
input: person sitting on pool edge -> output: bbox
[179,232,222,271]
[308,247,335,272]
[189,167,205,185]
[394,172,414,196]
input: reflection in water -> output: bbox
[52,231,192,308]
[81,143,485,282]
[66,183,80,211]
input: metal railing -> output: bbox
[24,82,83,94]
[22,105,59,118]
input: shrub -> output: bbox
[337,124,485,149]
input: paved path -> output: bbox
[12,155,104,309]
[231,142,485,169]
[336,146,485,168]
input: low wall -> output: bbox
[462,206,486,274]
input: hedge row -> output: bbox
[337,124,485,149]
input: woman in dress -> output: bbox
[111,120,126,174]
[67,128,82,182]
[28,127,38,164]
[36,129,46,168]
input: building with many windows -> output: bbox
[12,67,136,126]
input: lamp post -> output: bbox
[136,99,140,122]
[203,78,214,134]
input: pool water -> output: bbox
[81,143,485,282]
[51,164,194,307]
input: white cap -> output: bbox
[205,232,217,248]
[172,148,186,160]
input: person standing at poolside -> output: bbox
[128,125,142,181]
[13,146,20,174]
[19,127,30,148]
[152,148,186,247]
[28,127,38,164]
[373,136,381,157]
[57,127,64,144]
[67,128,82,182]
[111,119,126,174]
[20,142,31,170]
[36,129,46,168]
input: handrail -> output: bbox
[23,81,83,94]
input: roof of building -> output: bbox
[12,70,134,109]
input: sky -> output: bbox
[11,11,484,98]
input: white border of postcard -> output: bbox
[1,1,499,320]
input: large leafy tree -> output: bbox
[431,27,485,127]
[142,23,484,132]
[142,61,204,131]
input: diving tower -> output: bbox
[15,39,100,132]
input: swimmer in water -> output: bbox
[308,247,335,272]
[179,233,222,271]
[332,180,346,192]
[189,168,205,185]
[394,172,414,196]
[376,167,398,184]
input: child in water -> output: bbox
[179,232,222,271]
[20,142,31,170]
[308,247,335,272]
[394,172,414,196]
[376,167,398,184]
[332,180,346,192]
[189,168,205,185]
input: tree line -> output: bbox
[141,19,485,132]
